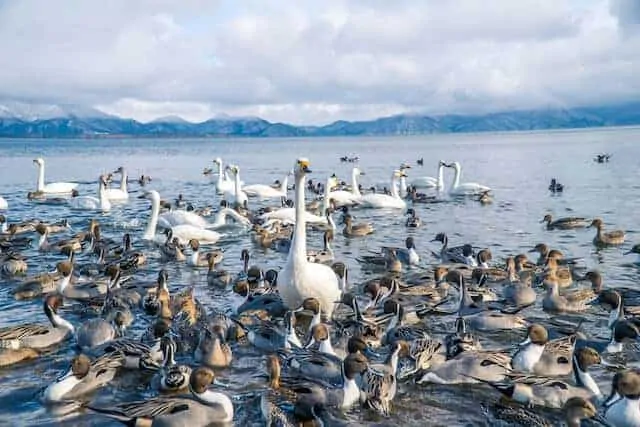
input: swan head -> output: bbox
[295,158,312,176]
[213,157,222,165]
[33,158,44,166]
[353,167,365,176]
[445,161,460,170]
[226,165,240,176]
[393,170,407,178]
[138,190,160,201]
[112,166,124,174]
[399,162,411,170]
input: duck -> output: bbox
[76,311,127,350]
[206,253,231,287]
[477,347,603,409]
[548,178,564,192]
[88,367,234,424]
[195,326,233,368]
[513,324,550,374]
[405,208,421,228]
[342,214,374,237]
[0,294,74,352]
[306,229,334,264]
[187,239,223,268]
[540,214,588,230]
[32,157,79,195]
[542,280,590,313]
[278,159,342,319]
[155,334,192,393]
[431,232,475,265]
[624,244,640,264]
[43,352,125,402]
[589,218,625,246]
[382,237,420,266]
[604,370,640,427]
[361,340,410,416]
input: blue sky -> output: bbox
[0,0,638,124]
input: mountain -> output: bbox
[0,102,639,138]
[0,101,113,122]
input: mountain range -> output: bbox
[0,101,639,138]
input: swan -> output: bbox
[358,170,407,209]
[410,160,447,190]
[158,209,210,229]
[223,165,248,207]
[32,157,79,194]
[328,167,363,207]
[242,171,291,199]
[446,162,491,196]
[278,158,342,318]
[69,175,111,213]
[210,207,251,229]
[212,158,243,194]
[141,190,222,245]
[0,196,7,210]
[104,166,129,201]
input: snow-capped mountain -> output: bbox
[0,101,114,121]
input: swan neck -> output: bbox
[437,164,445,189]
[120,170,128,192]
[390,175,400,198]
[37,162,45,191]
[292,174,307,262]
[352,169,361,197]
[145,194,160,239]
[234,172,241,205]
[450,165,461,191]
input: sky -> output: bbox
[0,0,638,125]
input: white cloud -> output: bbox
[0,0,638,124]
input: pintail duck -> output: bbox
[195,326,233,368]
[0,251,28,277]
[604,370,640,427]
[76,311,127,350]
[12,260,69,300]
[306,229,334,264]
[0,294,74,352]
[155,334,192,393]
[532,330,577,377]
[234,311,302,352]
[405,208,421,228]
[362,276,399,311]
[342,214,374,237]
[541,258,574,288]
[206,253,231,287]
[293,297,323,335]
[88,367,234,424]
[381,301,430,345]
[541,214,588,230]
[548,178,564,192]
[159,233,186,262]
[542,280,590,313]
[590,218,625,246]
[512,324,550,374]
[278,335,377,387]
[431,232,476,265]
[381,237,420,266]
[484,396,609,427]
[35,223,83,253]
[477,347,603,409]
[43,352,125,403]
[305,323,337,356]
[529,243,567,266]
[361,340,410,416]
[187,239,223,268]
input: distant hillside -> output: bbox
[0,102,639,138]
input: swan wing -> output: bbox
[104,189,129,201]
[43,182,79,194]
[69,196,100,210]
[242,184,284,198]
[359,194,405,209]
[410,177,437,188]
[172,225,221,245]
[160,211,208,228]
[0,197,7,210]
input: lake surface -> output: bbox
[0,127,639,426]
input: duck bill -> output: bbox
[517,337,531,347]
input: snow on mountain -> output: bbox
[0,101,114,121]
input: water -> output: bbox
[0,127,639,426]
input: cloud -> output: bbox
[0,0,638,124]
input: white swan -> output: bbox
[242,171,291,199]
[446,161,491,196]
[278,158,342,318]
[328,167,363,207]
[358,170,407,209]
[158,209,210,229]
[141,190,221,245]
[224,165,248,207]
[210,207,251,228]
[69,175,111,213]
[410,161,447,190]
[0,196,7,210]
[104,166,129,201]
[212,158,243,194]
[33,158,79,194]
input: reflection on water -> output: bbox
[0,127,639,425]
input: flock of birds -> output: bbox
[0,154,639,427]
